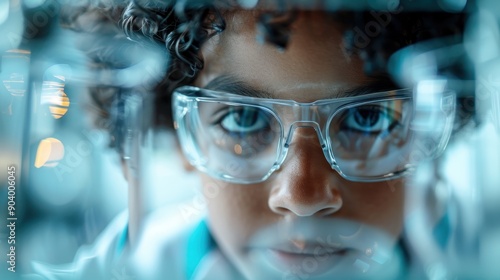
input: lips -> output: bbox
[269,240,348,256]
[249,240,355,277]
[268,245,351,270]
[244,218,399,278]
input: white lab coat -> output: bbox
[29,206,241,280]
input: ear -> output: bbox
[174,137,195,172]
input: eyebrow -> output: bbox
[204,74,399,100]
[205,75,273,98]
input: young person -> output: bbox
[32,0,471,279]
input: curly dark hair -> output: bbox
[60,0,473,153]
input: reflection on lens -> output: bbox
[329,98,413,178]
[194,101,281,181]
[210,105,276,157]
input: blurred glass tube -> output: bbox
[465,8,500,123]
[403,4,500,279]
[121,92,155,247]
[494,85,500,132]
[439,122,500,278]
[467,5,500,277]
[0,0,24,52]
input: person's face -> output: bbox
[193,11,406,279]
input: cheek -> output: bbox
[200,174,275,251]
[343,179,406,237]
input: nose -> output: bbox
[268,127,343,217]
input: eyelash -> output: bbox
[213,107,271,134]
[338,106,401,134]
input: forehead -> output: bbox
[195,11,372,102]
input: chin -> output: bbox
[230,218,406,279]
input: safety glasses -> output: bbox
[173,86,455,184]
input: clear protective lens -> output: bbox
[328,98,414,179]
[191,100,282,182]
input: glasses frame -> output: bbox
[173,86,455,184]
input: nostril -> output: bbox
[315,207,338,217]
[274,206,292,215]
[269,190,343,217]
[273,204,342,217]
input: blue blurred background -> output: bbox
[0,0,499,279]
